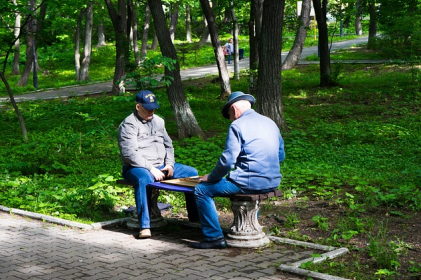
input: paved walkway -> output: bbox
[0,36,371,103]
[0,211,316,280]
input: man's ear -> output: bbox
[135,103,141,110]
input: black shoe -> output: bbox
[189,238,227,249]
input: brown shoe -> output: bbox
[138,228,151,239]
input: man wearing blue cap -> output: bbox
[190,91,285,249]
[118,90,199,239]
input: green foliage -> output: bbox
[124,55,176,90]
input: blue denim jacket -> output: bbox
[208,109,285,190]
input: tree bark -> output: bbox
[151,30,158,50]
[199,0,231,99]
[313,0,331,86]
[198,18,210,47]
[104,0,129,94]
[169,2,179,43]
[97,21,107,47]
[12,0,21,75]
[140,4,151,59]
[230,1,240,80]
[75,8,85,81]
[282,0,311,70]
[80,1,93,81]
[129,0,140,64]
[256,0,287,130]
[17,0,36,87]
[186,4,192,43]
[355,0,363,35]
[148,0,205,139]
[368,2,377,38]
[248,0,263,95]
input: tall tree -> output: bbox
[367,1,377,39]
[282,0,311,70]
[148,0,204,139]
[12,0,21,75]
[97,21,107,47]
[256,0,287,130]
[79,1,93,81]
[199,0,231,99]
[248,0,263,95]
[128,0,140,64]
[185,4,192,43]
[17,0,37,87]
[355,0,363,35]
[75,7,86,80]
[230,1,240,80]
[104,0,129,94]
[169,2,180,43]
[140,4,151,59]
[313,0,332,86]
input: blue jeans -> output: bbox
[122,163,198,229]
[194,178,276,241]
[227,54,232,64]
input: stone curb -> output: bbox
[269,236,350,280]
[0,205,128,230]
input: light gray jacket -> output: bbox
[117,111,175,171]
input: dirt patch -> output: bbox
[164,198,421,280]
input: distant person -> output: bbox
[117,90,199,239]
[224,38,234,64]
[190,92,285,249]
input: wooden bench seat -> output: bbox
[116,179,282,248]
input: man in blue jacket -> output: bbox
[190,91,285,249]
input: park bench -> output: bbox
[116,178,282,248]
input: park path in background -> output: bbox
[0,36,369,103]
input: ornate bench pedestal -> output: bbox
[226,191,282,248]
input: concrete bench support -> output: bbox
[227,190,282,248]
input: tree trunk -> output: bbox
[140,4,151,59]
[148,0,205,139]
[151,30,158,50]
[17,0,36,87]
[368,2,377,38]
[199,0,231,99]
[355,0,363,35]
[97,21,107,47]
[129,0,140,64]
[104,0,129,94]
[248,0,263,95]
[313,0,331,86]
[256,0,287,130]
[230,1,240,80]
[12,0,21,75]
[282,0,311,70]
[198,18,210,47]
[186,4,192,43]
[0,72,28,141]
[169,2,179,43]
[80,1,93,81]
[75,9,85,81]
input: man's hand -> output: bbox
[151,167,166,181]
[199,174,209,182]
[161,165,174,178]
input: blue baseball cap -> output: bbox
[135,90,159,110]
[222,91,255,119]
